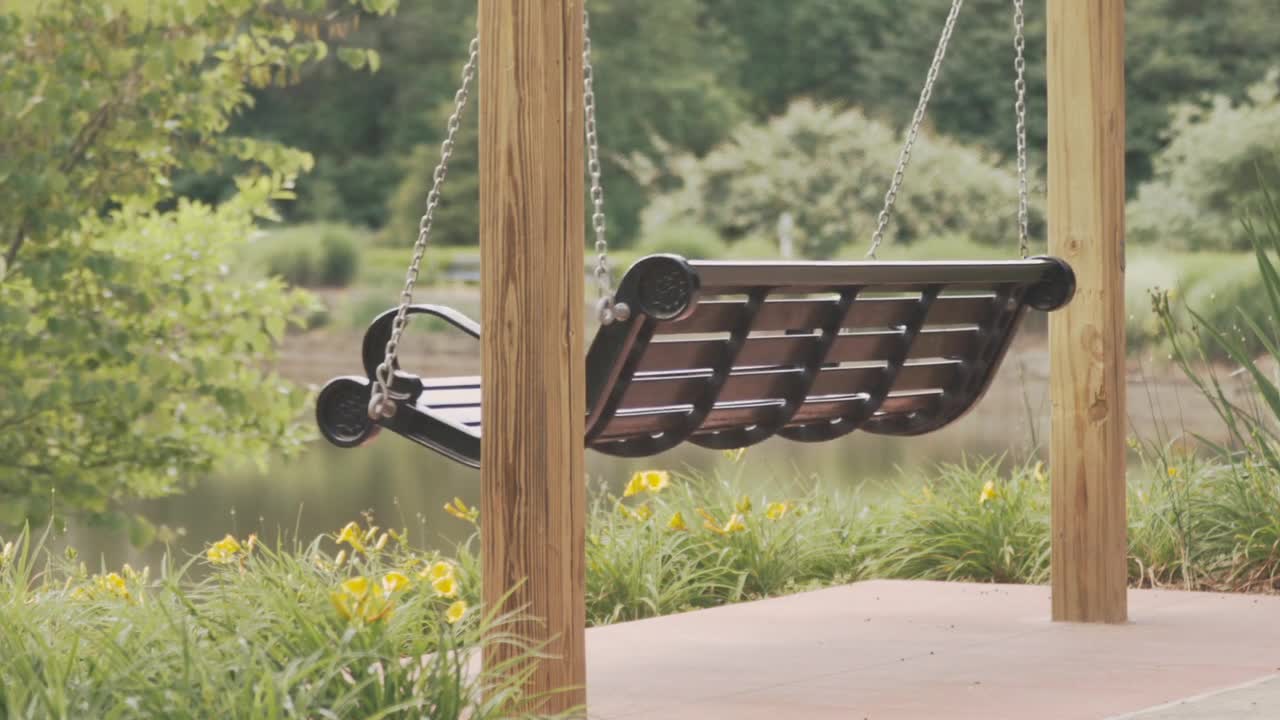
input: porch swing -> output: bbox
[315,0,1075,468]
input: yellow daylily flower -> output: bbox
[331,576,395,624]
[103,572,128,596]
[422,561,455,583]
[82,572,131,602]
[979,480,999,506]
[445,600,468,624]
[735,495,753,514]
[330,589,356,620]
[341,576,370,599]
[623,472,647,498]
[616,502,652,522]
[697,508,747,535]
[667,511,688,531]
[643,470,670,493]
[382,571,411,594]
[1167,466,1180,478]
[336,522,366,553]
[443,497,479,523]
[723,513,747,534]
[695,507,723,534]
[206,534,243,565]
[765,501,792,521]
[433,575,458,598]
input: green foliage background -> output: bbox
[0,0,397,526]
[3,0,1280,528]
[227,0,1280,250]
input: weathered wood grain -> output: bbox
[1048,0,1128,623]
[479,0,587,711]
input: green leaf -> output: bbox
[336,47,367,71]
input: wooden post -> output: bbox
[479,0,587,712]
[1047,0,1128,623]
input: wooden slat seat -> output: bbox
[316,253,1074,467]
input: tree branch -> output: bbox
[4,220,27,269]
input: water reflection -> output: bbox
[65,332,1226,571]
[68,395,1031,571]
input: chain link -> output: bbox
[584,11,625,324]
[1012,0,1031,258]
[866,0,964,259]
[368,38,480,420]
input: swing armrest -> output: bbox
[316,304,484,460]
[361,304,480,381]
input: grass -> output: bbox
[0,526,569,719]
[4,451,1279,714]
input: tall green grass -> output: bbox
[0,526,567,719]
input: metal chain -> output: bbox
[1012,0,1031,258]
[584,11,626,324]
[866,0,964,259]
[368,38,480,420]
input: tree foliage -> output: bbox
[0,0,392,526]
[1129,72,1280,251]
[640,101,1033,259]
[201,0,1280,252]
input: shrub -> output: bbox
[632,221,729,259]
[1129,71,1280,251]
[1150,181,1280,590]
[862,459,1052,584]
[251,223,364,288]
[639,100,1035,259]
[1126,250,1265,360]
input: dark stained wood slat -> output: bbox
[663,298,835,335]
[660,294,998,336]
[594,406,692,440]
[808,360,963,396]
[619,367,803,410]
[636,325,981,374]
[432,405,483,425]
[635,335,819,372]
[422,385,482,407]
[827,327,980,363]
[422,376,481,389]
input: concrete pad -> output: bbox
[585,580,1280,720]
[1110,674,1280,719]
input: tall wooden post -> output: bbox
[479,0,587,712]
[1047,0,1128,623]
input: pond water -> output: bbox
[65,330,1223,572]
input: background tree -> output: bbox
[0,0,392,529]
[640,101,1033,259]
[1129,71,1280,251]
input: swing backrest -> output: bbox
[583,254,1074,457]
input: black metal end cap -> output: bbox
[316,376,380,448]
[619,254,700,321]
[1025,256,1076,312]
